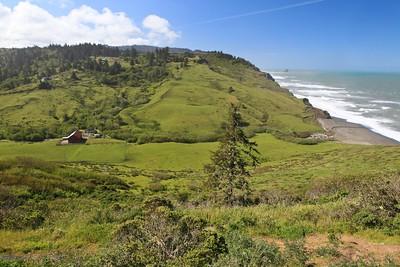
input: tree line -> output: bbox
[0,44,173,90]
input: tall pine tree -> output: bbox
[205,103,260,205]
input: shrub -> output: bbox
[315,246,341,257]
[228,216,258,231]
[357,174,400,218]
[148,181,166,192]
[99,242,145,267]
[213,231,283,267]
[0,158,130,229]
[1,200,48,230]
[90,208,116,224]
[283,239,309,266]
[143,196,174,211]
[352,209,382,229]
[389,214,400,235]
[105,208,227,266]
[293,131,312,138]
[0,259,26,267]
[176,190,190,203]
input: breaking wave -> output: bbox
[269,72,400,142]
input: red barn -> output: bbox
[60,130,86,145]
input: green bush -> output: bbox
[143,196,174,211]
[0,259,26,267]
[213,231,283,267]
[176,190,190,203]
[315,246,341,257]
[148,181,166,192]
[1,200,48,230]
[283,239,309,266]
[104,208,227,266]
[352,209,382,229]
[389,214,400,234]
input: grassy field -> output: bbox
[1,134,399,191]
[0,134,352,170]
[1,136,399,266]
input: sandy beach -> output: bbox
[318,117,399,145]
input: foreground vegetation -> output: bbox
[1,133,399,266]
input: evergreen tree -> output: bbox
[70,70,79,80]
[205,103,260,205]
[129,47,138,59]
[146,52,155,66]
[109,61,122,75]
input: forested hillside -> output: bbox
[0,44,320,143]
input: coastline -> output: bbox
[318,117,399,145]
[268,72,400,146]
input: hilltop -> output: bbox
[0,44,322,143]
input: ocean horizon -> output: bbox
[269,70,400,142]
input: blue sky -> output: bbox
[1,0,400,71]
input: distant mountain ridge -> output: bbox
[118,45,192,54]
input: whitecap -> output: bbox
[296,89,347,98]
[371,100,400,105]
[271,75,287,80]
[280,82,346,90]
[359,108,379,113]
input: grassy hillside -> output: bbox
[1,136,400,266]
[0,45,320,143]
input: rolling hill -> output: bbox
[0,44,322,143]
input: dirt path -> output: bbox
[264,234,400,266]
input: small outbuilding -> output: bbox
[60,130,86,145]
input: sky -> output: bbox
[1,0,400,71]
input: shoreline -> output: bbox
[318,117,399,146]
[268,72,399,146]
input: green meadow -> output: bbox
[1,132,399,193]
[1,135,400,266]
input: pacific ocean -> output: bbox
[270,70,400,142]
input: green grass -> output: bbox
[118,59,321,141]
[0,134,340,170]
[187,202,400,243]
[0,138,399,264]
[1,134,399,194]
[0,53,321,143]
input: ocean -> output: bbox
[269,71,400,142]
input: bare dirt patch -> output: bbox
[263,233,400,266]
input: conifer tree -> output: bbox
[205,103,260,205]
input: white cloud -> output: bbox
[143,15,180,45]
[0,1,180,48]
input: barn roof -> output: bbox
[63,130,79,139]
